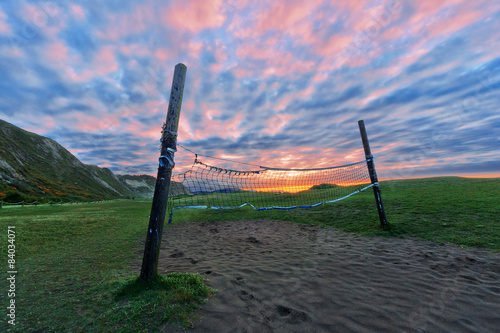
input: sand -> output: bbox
[138,219,500,332]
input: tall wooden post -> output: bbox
[140,63,187,282]
[358,120,388,226]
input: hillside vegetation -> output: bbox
[0,119,139,202]
[117,174,157,198]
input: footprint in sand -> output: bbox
[169,250,184,258]
[188,258,199,265]
[238,290,256,301]
[275,305,310,324]
[232,277,245,286]
[245,237,261,244]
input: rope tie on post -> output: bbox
[162,129,177,137]
[159,147,177,168]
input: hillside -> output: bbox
[0,119,136,202]
[117,174,156,198]
[118,174,193,197]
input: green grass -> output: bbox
[0,200,215,332]
[0,177,498,331]
[170,177,500,250]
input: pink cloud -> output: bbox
[232,66,254,79]
[316,35,352,57]
[72,114,113,133]
[334,0,371,14]
[405,0,491,41]
[212,40,229,70]
[254,1,315,34]
[261,115,294,136]
[248,145,363,171]
[164,0,226,33]
[262,58,317,78]
[69,4,86,21]
[273,95,294,112]
[65,68,97,83]
[1,45,24,58]
[234,0,380,46]
[408,0,452,27]
[273,86,314,112]
[120,43,152,58]
[236,41,316,79]
[191,108,245,141]
[232,0,394,74]
[94,46,119,76]
[19,2,66,38]
[96,4,153,40]
[187,41,203,58]
[44,39,72,63]
[232,0,323,40]
[123,119,149,137]
[381,26,405,40]
[427,9,483,39]
[178,119,194,142]
[236,43,272,61]
[194,40,228,72]
[155,48,172,62]
[0,8,10,34]
[59,44,120,83]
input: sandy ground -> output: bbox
[135,219,500,333]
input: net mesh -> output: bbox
[167,158,373,223]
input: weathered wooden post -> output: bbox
[140,63,187,282]
[358,120,388,226]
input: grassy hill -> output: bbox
[117,174,157,198]
[117,174,193,198]
[0,119,136,202]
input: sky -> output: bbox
[0,0,499,180]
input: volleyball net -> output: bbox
[166,156,374,223]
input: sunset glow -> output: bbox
[241,180,371,194]
[242,185,315,194]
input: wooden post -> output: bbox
[0,200,2,209]
[358,120,388,226]
[140,63,187,282]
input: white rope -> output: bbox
[325,183,374,203]
[210,203,254,210]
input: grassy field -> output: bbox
[0,177,499,332]
[0,200,215,332]
[171,177,500,250]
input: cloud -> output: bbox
[0,7,11,34]
[163,0,226,33]
[0,0,499,180]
